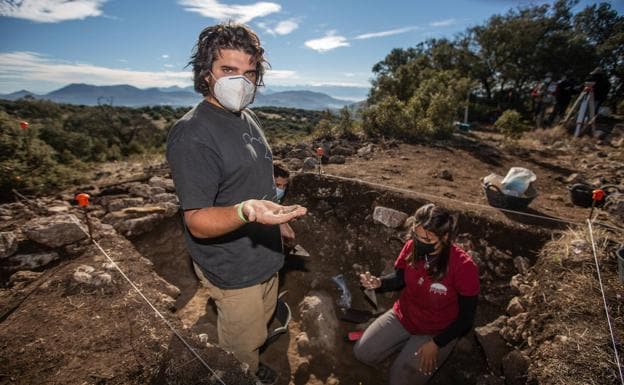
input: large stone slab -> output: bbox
[22,214,87,247]
[372,206,409,228]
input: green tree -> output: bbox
[337,107,356,138]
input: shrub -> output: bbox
[312,119,334,139]
[494,109,528,139]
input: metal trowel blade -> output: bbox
[364,288,378,308]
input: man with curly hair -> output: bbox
[167,23,306,384]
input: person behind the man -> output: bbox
[273,161,290,204]
[166,22,306,385]
[273,161,295,248]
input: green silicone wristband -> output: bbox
[237,201,249,223]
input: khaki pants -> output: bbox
[193,262,278,372]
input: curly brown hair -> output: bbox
[188,22,269,96]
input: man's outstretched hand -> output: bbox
[243,199,307,225]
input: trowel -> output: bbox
[363,288,378,309]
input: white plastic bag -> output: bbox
[501,167,536,197]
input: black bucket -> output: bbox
[568,184,621,208]
[568,183,594,207]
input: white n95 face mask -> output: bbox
[212,75,256,112]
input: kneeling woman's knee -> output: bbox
[353,340,375,365]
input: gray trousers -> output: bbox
[353,309,456,385]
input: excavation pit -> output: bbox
[132,173,553,385]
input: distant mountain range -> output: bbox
[0,83,367,110]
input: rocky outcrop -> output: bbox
[22,214,88,247]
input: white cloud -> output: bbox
[354,26,418,40]
[304,31,349,53]
[258,19,298,35]
[306,81,369,87]
[0,51,192,91]
[430,18,455,27]
[163,63,175,68]
[178,0,280,23]
[0,0,107,23]
[161,54,170,59]
[274,19,298,35]
[264,69,298,80]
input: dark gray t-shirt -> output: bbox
[166,100,282,289]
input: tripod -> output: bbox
[563,81,596,137]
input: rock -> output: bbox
[506,297,525,316]
[331,146,355,156]
[148,176,175,192]
[152,193,178,204]
[115,213,163,237]
[437,169,454,181]
[287,158,304,171]
[509,274,525,294]
[160,202,180,217]
[9,270,43,285]
[513,256,530,275]
[22,215,87,247]
[474,316,509,375]
[372,206,408,228]
[298,292,338,353]
[302,157,318,171]
[295,331,312,354]
[156,275,181,299]
[46,205,70,213]
[357,144,373,157]
[288,148,314,160]
[502,312,529,343]
[6,252,60,271]
[604,193,624,223]
[0,232,18,259]
[502,350,530,385]
[73,264,112,286]
[107,197,144,212]
[565,173,584,184]
[318,142,331,158]
[328,155,346,164]
[128,183,165,198]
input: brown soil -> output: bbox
[1,124,622,385]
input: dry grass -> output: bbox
[524,225,624,384]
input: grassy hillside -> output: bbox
[0,99,325,201]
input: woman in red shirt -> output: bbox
[354,203,479,385]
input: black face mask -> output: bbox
[414,240,437,257]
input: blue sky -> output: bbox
[0,0,621,100]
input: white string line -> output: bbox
[68,215,227,385]
[586,219,624,385]
[324,173,601,227]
